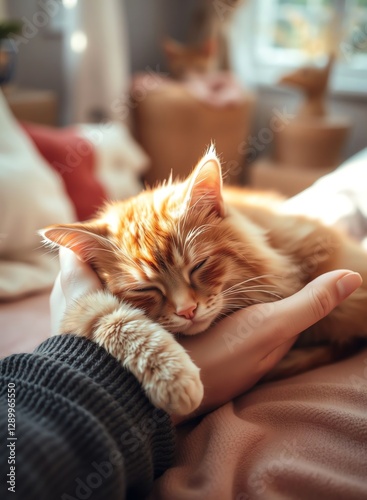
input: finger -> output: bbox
[258,338,296,373]
[256,269,362,351]
[214,269,362,355]
[59,247,101,301]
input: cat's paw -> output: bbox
[147,359,204,416]
[85,303,205,416]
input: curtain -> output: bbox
[63,0,130,124]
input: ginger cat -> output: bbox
[42,147,367,416]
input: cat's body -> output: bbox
[43,148,367,415]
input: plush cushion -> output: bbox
[21,122,107,221]
[282,147,367,247]
[78,122,149,201]
[22,122,150,218]
[0,90,75,299]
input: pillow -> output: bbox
[79,122,149,201]
[21,122,107,221]
[22,122,150,216]
[282,148,367,248]
[0,90,75,299]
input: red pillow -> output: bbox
[21,122,107,221]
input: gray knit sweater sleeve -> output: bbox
[0,335,175,500]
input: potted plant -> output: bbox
[0,20,22,85]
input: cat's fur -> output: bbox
[42,147,367,415]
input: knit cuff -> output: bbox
[2,335,175,484]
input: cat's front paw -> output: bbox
[76,298,205,417]
[147,357,204,416]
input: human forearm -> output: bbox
[0,335,175,500]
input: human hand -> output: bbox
[175,269,362,423]
[50,247,102,336]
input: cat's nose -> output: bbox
[175,304,197,320]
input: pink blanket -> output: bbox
[0,292,50,358]
[1,293,366,499]
[152,350,367,499]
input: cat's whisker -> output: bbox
[222,287,283,301]
[245,289,283,300]
[222,274,282,294]
[220,284,279,296]
[216,298,269,320]
[219,283,279,298]
[222,297,266,305]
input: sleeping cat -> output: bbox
[41,146,367,416]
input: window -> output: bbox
[342,0,367,65]
[231,0,367,95]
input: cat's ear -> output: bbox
[39,221,112,263]
[162,37,184,57]
[184,146,225,217]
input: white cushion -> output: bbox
[0,90,75,299]
[282,148,367,248]
[78,122,149,201]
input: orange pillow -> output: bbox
[21,122,107,221]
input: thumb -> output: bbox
[259,270,362,351]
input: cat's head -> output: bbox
[162,38,217,79]
[41,147,272,335]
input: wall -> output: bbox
[6,0,65,122]
[5,0,195,122]
[124,0,198,73]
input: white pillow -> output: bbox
[0,90,76,299]
[78,122,149,200]
[282,148,367,248]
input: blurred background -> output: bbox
[1,0,367,204]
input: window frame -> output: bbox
[230,0,367,97]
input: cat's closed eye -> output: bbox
[190,259,208,276]
[132,287,162,294]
